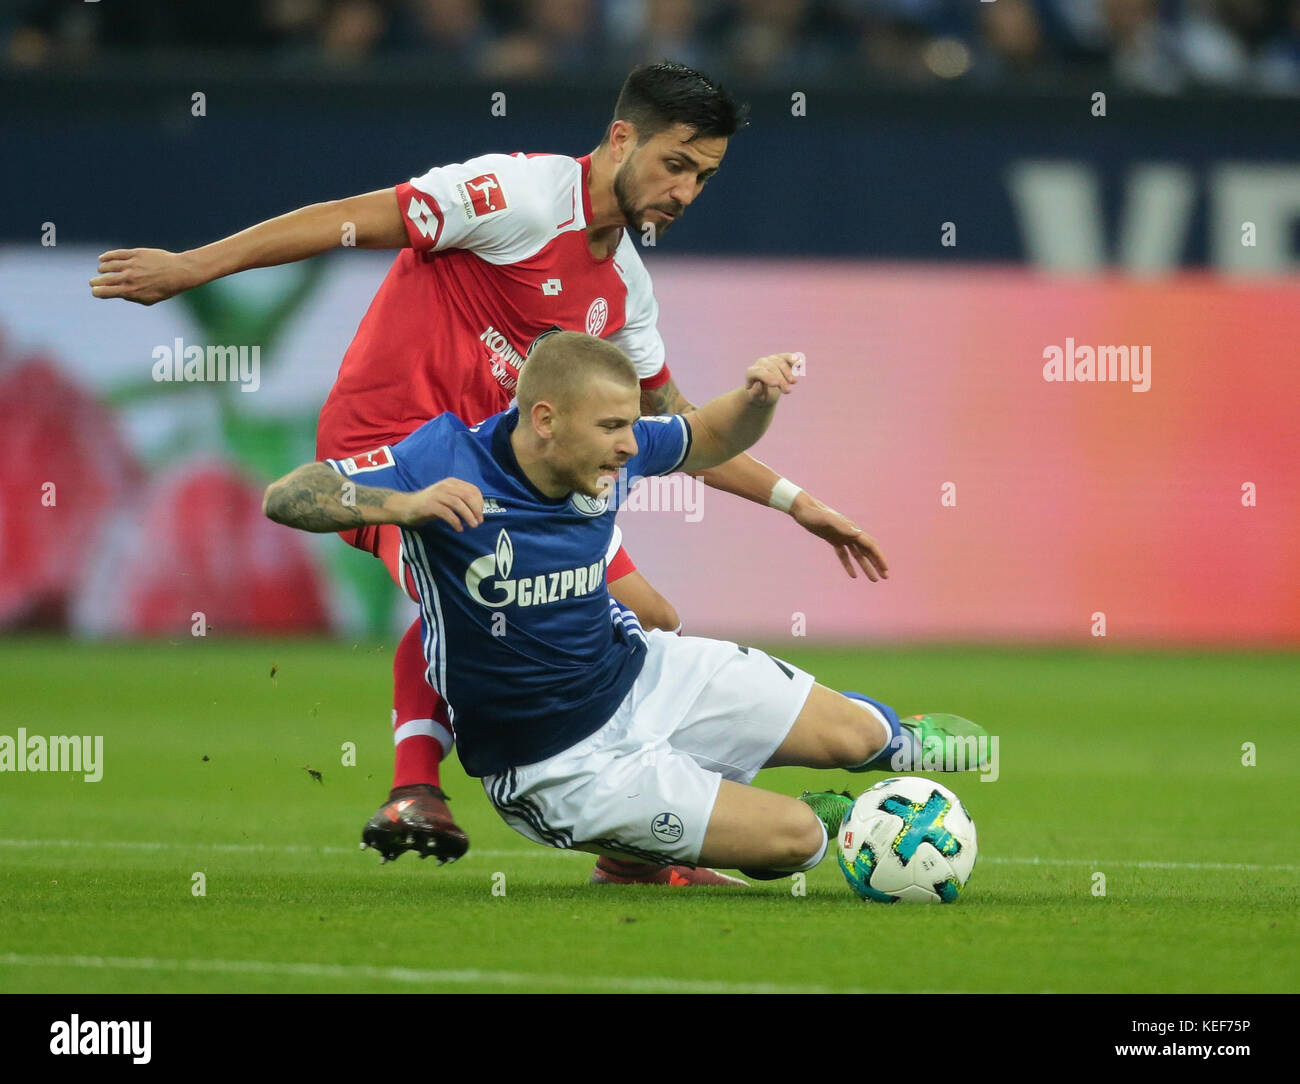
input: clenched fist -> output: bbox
[745,352,803,405]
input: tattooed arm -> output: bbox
[263,462,483,533]
[642,373,889,582]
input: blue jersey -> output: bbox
[327,407,693,777]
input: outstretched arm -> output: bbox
[263,461,483,534]
[90,187,408,305]
[645,367,888,583]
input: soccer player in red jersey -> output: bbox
[90,62,888,886]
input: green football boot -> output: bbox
[798,789,855,839]
[885,713,991,773]
[840,692,990,773]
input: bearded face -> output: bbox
[609,125,726,239]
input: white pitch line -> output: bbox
[0,953,873,995]
[0,839,1295,873]
[980,856,1300,873]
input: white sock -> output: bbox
[846,697,898,770]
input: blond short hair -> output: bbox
[516,331,639,414]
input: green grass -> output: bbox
[1,638,1296,993]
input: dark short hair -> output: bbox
[604,61,749,146]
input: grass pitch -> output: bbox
[0,638,1296,994]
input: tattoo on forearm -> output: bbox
[642,377,695,416]
[265,462,390,532]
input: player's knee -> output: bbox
[773,805,825,869]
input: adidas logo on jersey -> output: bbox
[482,498,506,515]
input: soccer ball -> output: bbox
[837,777,977,903]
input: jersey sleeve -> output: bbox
[325,415,462,493]
[604,524,624,565]
[623,414,692,481]
[609,232,671,390]
[396,152,552,259]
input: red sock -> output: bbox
[390,618,450,790]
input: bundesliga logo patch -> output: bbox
[457,173,508,221]
[339,447,394,474]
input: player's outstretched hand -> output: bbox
[791,495,890,582]
[745,352,802,404]
[399,479,485,532]
[90,248,196,305]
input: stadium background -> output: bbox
[4,1,1297,646]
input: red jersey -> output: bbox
[316,152,671,459]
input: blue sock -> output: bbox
[841,691,914,772]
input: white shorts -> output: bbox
[481,630,815,866]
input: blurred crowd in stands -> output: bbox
[6,0,1300,93]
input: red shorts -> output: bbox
[339,524,638,596]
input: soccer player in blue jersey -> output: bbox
[263,332,985,879]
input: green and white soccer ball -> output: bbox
[837,777,977,903]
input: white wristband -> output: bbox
[769,477,802,513]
